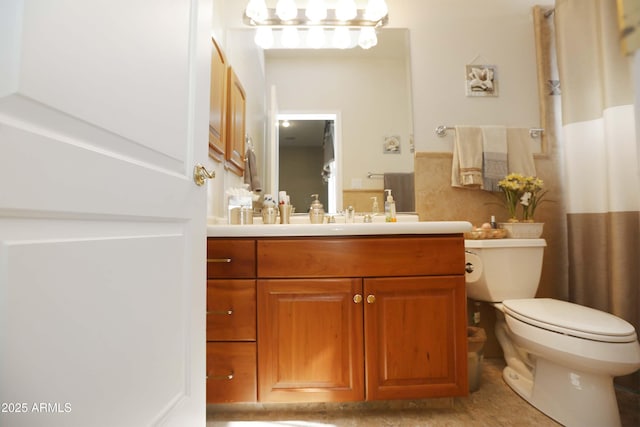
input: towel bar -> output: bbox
[435,125,544,139]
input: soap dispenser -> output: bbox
[384,189,397,222]
[309,194,325,224]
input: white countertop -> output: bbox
[207,221,473,237]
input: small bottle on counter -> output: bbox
[384,189,397,222]
[308,194,325,224]
[490,215,497,229]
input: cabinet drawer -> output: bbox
[206,342,257,403]
[257,236,464,278]
[207,239,256,278]
[207,279,256,341]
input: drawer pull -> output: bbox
[207,371,234,381]
[207,309,234,315]
[207,258,232,263]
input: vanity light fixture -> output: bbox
[246,0,269,21]
[244,0,389,50]
[281,26,300,48]
[305,0,327,22]
[335,0,357,21]
[275,0,298,21]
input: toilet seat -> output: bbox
[503,298,637,343]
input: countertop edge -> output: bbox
[206,221,473,237]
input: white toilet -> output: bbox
[464,238,640,427]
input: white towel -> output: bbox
[507,128,537,176]
[481,125,508,192]
[451,126,483,188]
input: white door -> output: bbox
[0,1,210,426]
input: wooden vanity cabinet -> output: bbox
[256,236,468,403]
[206,235,467,404]
[206,239,257,403]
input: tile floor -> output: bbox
[207,359,640,426]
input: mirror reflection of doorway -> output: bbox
[277,113,338,213]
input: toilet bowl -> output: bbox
[465,239,640,427]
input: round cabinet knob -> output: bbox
[353,294,363,304]
[366,294,376,304]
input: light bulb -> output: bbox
[245,0,268,22]
[281,27,300,48]
[306,27,325,49]
[332,27,351,49]
[364,0,388,21]
[358,27,377,49]
[254,27,274,49]
[276,0,298,21]
[305,0,327,22]
[335,0,357,21]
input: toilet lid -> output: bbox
[503,298,638,343]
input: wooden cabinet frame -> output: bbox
[224,67,246,176]
[208,36,227,162]
[208,38,247,176]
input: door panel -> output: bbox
[2,233,186,426]
[257,278,364,402]
[0,0,211,425]
[364,276,468,400]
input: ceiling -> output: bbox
[279,119,327,147]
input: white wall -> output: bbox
[390,0,552,152]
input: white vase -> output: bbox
[499,222,544,238]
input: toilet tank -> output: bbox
[464,238,546,302]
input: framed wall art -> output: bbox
[465,64,498,97]
[383,135,401,154]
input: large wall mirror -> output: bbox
[265,28,414,213]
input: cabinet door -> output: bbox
[208,36,227,161]
[257,278,365,403]
[225,67,246,176]
[364,276,468,400]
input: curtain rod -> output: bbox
[435,125,544,139]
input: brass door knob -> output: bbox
[366,294,376,304]
[353,294,363,304]
[193,163,215,186]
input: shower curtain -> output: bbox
[555,0,640,390]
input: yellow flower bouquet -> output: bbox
[497,173,547,222]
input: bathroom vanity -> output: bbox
[206,221,471,404]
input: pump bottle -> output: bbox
[384,189,397,222]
